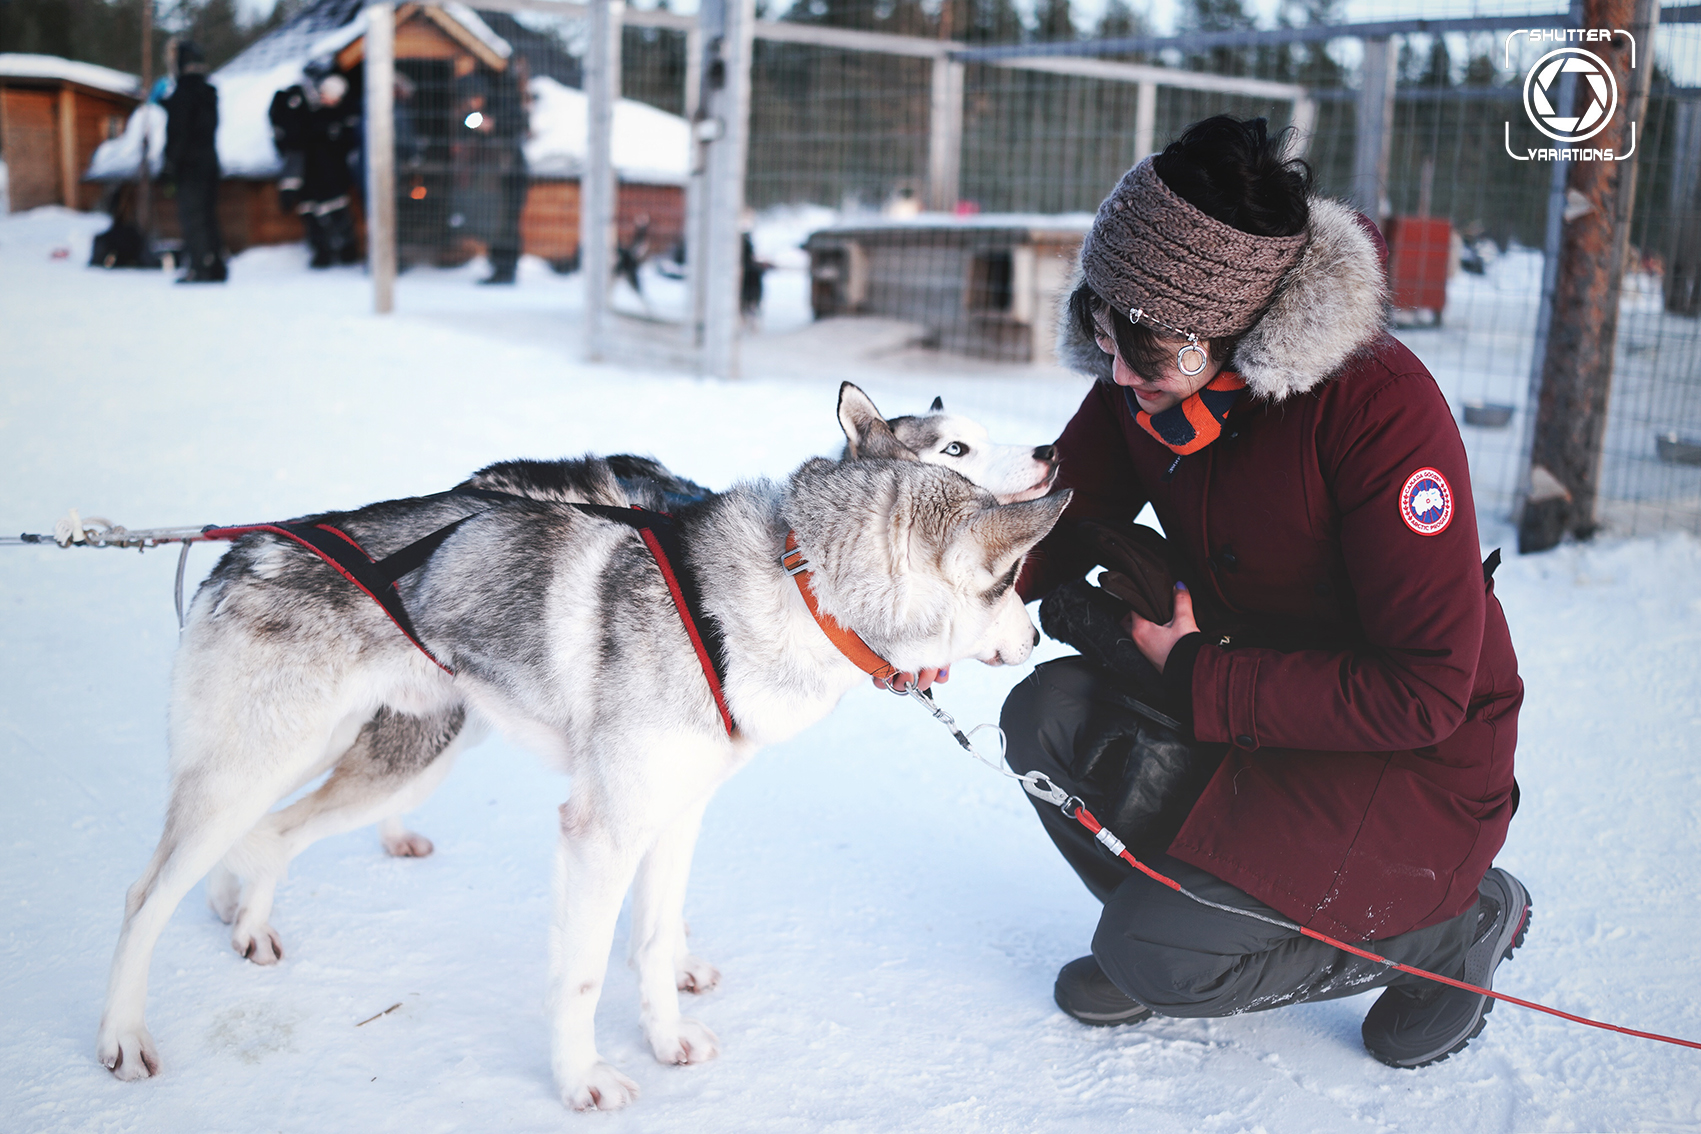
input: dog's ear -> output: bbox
[838,381,917,461]
[965,490,1073,566]
[929,396,944,413]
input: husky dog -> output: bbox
[366,383,1057,859]
[96,410,1070,1111]
[836,382,1060,503]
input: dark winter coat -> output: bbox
[1022,199,1521,944]
[163,73,219,182]
[268,85,313,154]
[303,103,361,203]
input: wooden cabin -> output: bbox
[85,2,688,264]
[804,216,1092,362]
[0,54,139,212]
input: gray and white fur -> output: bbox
[96,412,1069,1112]
[836,381,1061,503]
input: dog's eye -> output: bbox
[942,442,967,457]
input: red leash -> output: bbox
[903,688,1701,1054]
[1057,796,1701,1051]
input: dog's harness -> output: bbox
[202,488,737,735]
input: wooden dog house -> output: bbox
[0,54,139,212]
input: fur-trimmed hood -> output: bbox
[1056,197,1389,401]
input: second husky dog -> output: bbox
[96,404,1069,1111]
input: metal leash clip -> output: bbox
[1019,772,1083,815]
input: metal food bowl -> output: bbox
[1463,402,1514,428]
[1655,433,1701,466]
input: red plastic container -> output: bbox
[1385,216,1451,317]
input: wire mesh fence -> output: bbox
[190,0,1700,537]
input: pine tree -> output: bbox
[1033,0,1076,43]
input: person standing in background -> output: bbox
[162,40,225,283]
[299,72,362,269]
[452,55,529,285]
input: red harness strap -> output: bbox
[781,531,901,685]
[203,497,737,736]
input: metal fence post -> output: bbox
[928,57,963,211]
[699,0,755,380]
[1353,35,1396,221]
[364,1,396,315]
[1133,79,1157,162]
[582,0,624,362]
[1288,93,1316,158]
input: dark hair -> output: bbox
[1071,115,1311,381]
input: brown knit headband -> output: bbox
[1079,157,1310,341]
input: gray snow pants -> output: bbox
[1002,657,1478,1017]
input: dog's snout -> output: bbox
[1033,445,1056,462]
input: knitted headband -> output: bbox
[1079,157,1310,341]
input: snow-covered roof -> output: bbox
[87,72,692,185]
[525,76,690,185]
[0,53,141,98]
[441,3,514,62]
[217,0,368,75]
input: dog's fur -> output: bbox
[96,392,1068,1111]
[836,382,1060,503]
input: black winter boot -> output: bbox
[1361,867,1531,1068]
[1054,955,1154,1027]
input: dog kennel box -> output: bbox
[804,215,1092,363]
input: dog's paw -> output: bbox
[381,828,434,858]
[562,1061,640,1111]
[97,1022,160,1081]
[206,865,240,925]
[231,921,284,965]
[676,954,720,994]
[646,1016,720,1066]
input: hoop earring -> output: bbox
[1177,335,1209,377]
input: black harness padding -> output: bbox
[202,486,737,734]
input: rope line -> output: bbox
[911,689,1701,1053]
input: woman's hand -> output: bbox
[872,667,948,694]
[1123,583,1198,672]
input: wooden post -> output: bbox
[1133,79,1156,162]
[138,0,153,244]
[58,87,78,208]
[699,0,755,380]
[1289,93,1316,158]
[582,0,624,362]
[1353,35,1396,222]
[927,57,963,211]
[685,23,707,346]
[1518,0,1661,552]
[364,1,397,315]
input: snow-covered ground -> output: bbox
[3,207,1700,1133]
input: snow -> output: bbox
[524,76,691,184]
[0,53,141,98]
[4,204,1701,1132]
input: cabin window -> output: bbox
[967,249,1014,314]
[106,115,125,140]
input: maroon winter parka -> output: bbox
[1022,200,1521,943]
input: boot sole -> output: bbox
[1369,893,1532,1070]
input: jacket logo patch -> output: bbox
[1400,468,1453,535]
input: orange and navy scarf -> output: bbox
[1127,372,1248,456]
